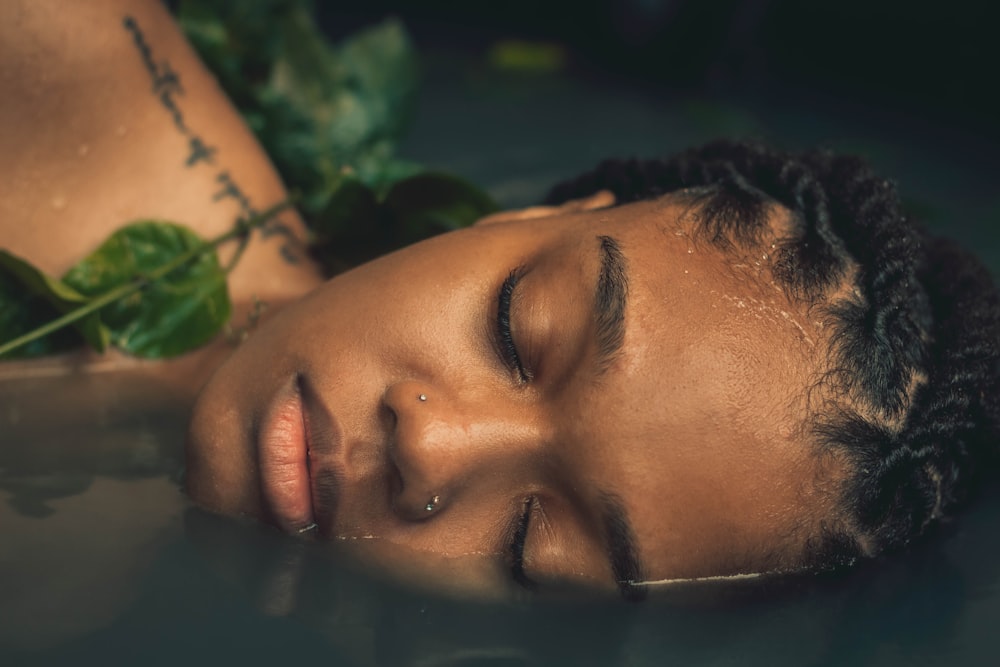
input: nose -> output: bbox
[383,380,543,521]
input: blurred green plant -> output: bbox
[180,0,420,212]
[487,40,569,74]
[178,0,497,268]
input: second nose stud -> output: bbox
[424,495,441,512]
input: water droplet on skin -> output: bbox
[77,144,89,157]
[51,195,67,210]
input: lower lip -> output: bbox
[258,376,314,533]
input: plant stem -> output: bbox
[0,200,292,358]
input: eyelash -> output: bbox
[509,496,538,590]
[497,267,531,383]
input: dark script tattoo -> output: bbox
[122,15,301,264]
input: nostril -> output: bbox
[387,457,404,499]
[382,380,452,522]
[380,396,398,431]
[391,484,446,523]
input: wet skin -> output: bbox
[186,193,841,597]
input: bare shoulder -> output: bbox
[0,0,323,305]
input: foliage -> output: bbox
[0,253,102,358]
[178,0,422,215]
[178,0,498,267]
[62,223,231,358]
[0,4,498,360]
[311,171,498,272]
[0,208,273,361]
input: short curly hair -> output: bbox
[546,140,1000,569]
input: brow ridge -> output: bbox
[600,492,648,602]
[595,235,629,373]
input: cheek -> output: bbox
[526,501,611,587]
[240,263,491,437]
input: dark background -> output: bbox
[307,0,998,266]
[315,0,999,140]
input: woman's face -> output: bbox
[186,193,837,597]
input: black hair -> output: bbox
[545,140,1000,568]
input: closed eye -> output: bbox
[508,496,538,591]
[496,266,531,383]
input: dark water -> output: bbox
[3,368,1000,666]
[3,47,1000,667]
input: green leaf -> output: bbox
[180,2,420,222]
[354,156,424,199]
[313,175,380,238]
[382,172,499,242]
[262,16,419,212]
[308,172,498,272]
[308,176,382,273]
[337,18,419,146]
[0,273,76,359]
[175,2,498,277]
[62,222,231,358]
[177,0,286,102]
[0,250,109,356]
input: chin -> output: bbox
[183,370,262,522]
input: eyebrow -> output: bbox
[591,239,646,600]
[594,235,629,373]
[600,492,648,601]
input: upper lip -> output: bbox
[257,374,343,535]
[299,375,344,533]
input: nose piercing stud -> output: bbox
[418,394,427,402]
[425,495,440,512]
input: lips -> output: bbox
[258,374,342,534]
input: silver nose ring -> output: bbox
[425,495,441,512]
[417,396,436,513]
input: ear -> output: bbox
[474,190,616,227]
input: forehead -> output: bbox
[559,198,836,580]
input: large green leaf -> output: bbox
[62,222,231,358]
[0,250,109,357]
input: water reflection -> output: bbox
[183,489,1000,667]
[2,367,1000,665]
[0,369,187,516]
[0,369,188,652]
